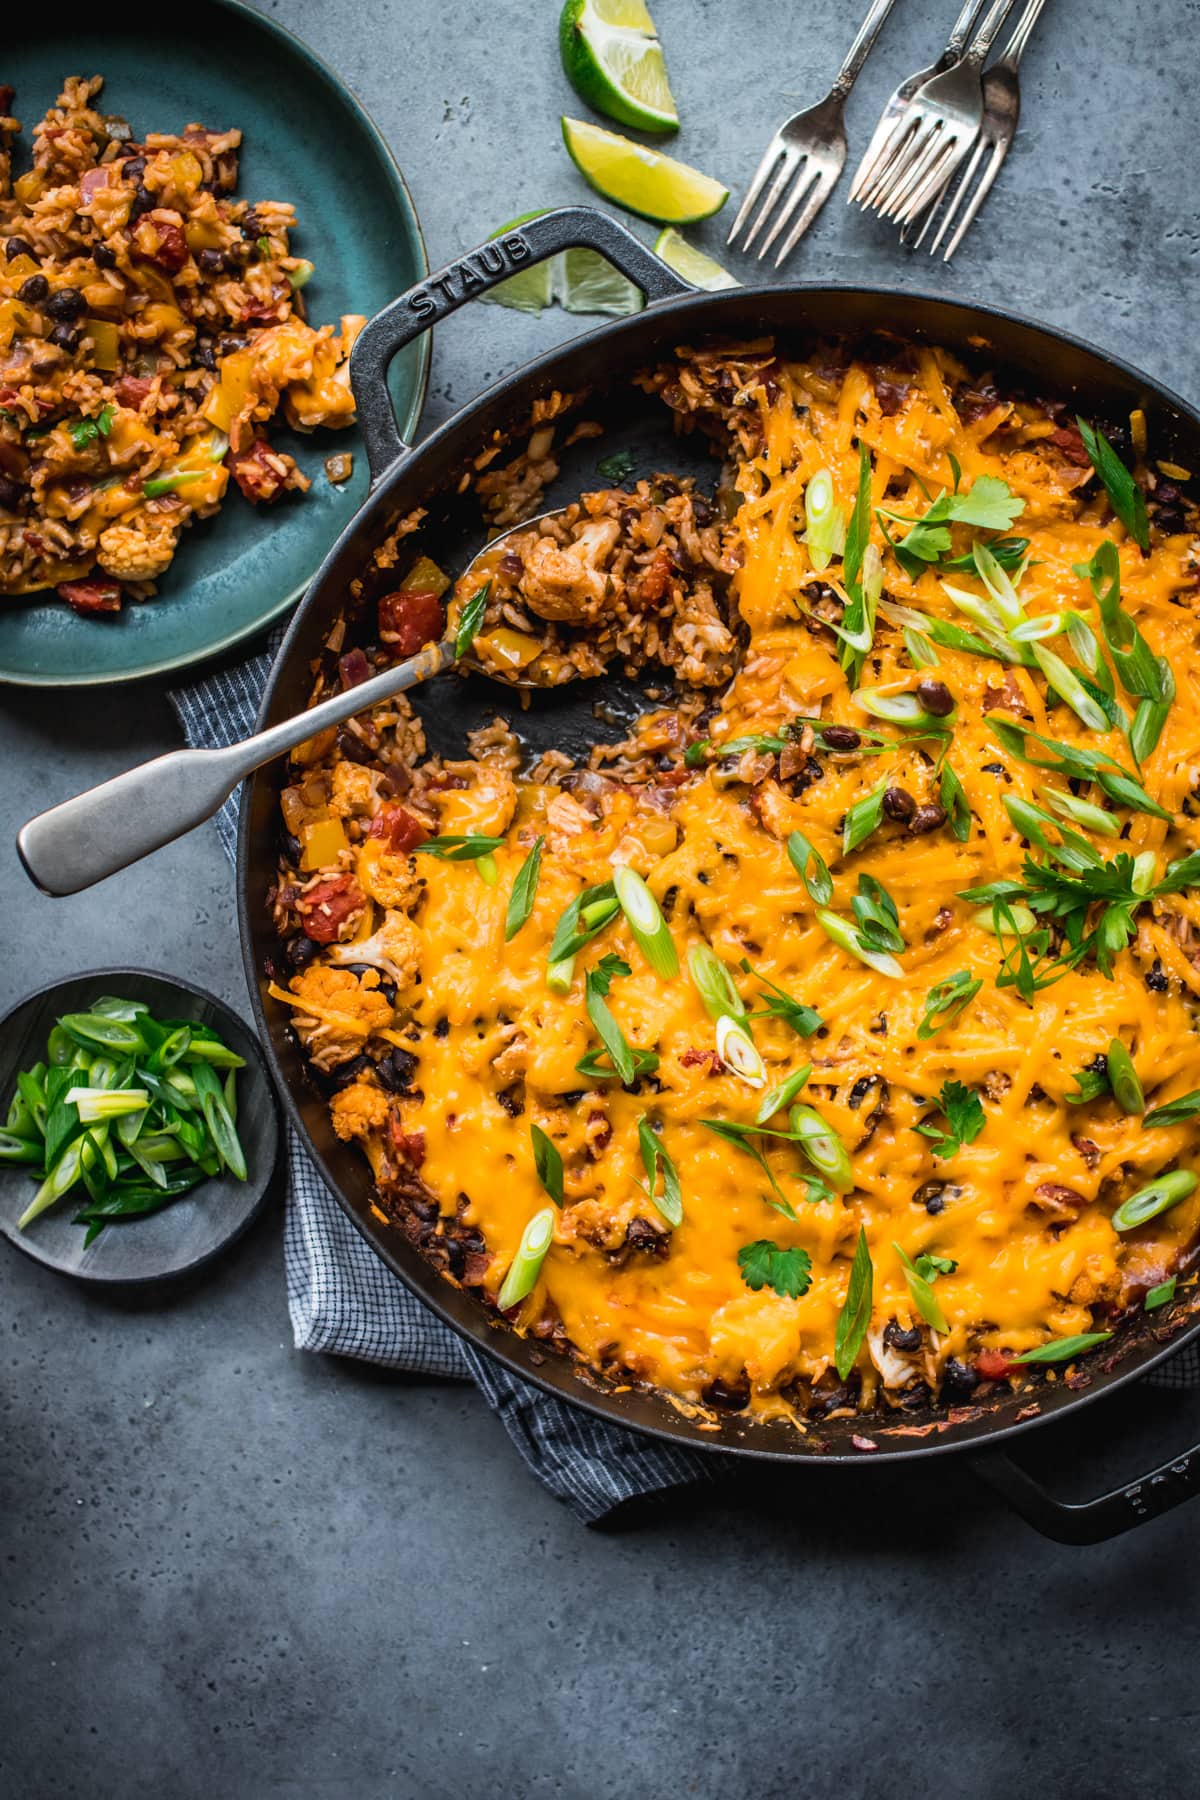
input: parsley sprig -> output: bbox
[915,1079,985,1160]
[877,473,1024,578]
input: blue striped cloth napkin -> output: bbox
[169,639,1197,1520]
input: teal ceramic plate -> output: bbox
[3,0,429,686]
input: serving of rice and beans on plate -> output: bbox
[266,334,1200,1433]
[0,76,363,615]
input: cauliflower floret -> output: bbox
[97,512,181,580]
[287,965,393,1069]
[328,911,422,992]
[357,841,423,910]
[330,1078,390,1143]
[521,518,621,622]
[329,761,381,819]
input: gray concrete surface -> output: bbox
[4,1,1200,1794]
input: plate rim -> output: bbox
[0,964,281,1285]
[0,0,431,688]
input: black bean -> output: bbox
[328,1053,374,1091]
[46,286,85,322]
[197,247,226,274]
[1146,960,1169,994]
[335,723,378,766]
[433,1017,450,1039]
[692,495,714,526]
[981,761,1006,777]
[882,785,916,822]
[5,236,33,262]
[0,475,24,511]
[821,724,860,751]
[49,323,81,352]
[92,243,117,269]
[940,1358,979,1399]
[915,1180,947,1214]
[377,1047,419,1095]
[884,1321,922,1353]
[495,1082,525,1118]
[195,343,216,372]
[702,1375,750,1412]
[122,155,146,183]
[286,933,321,971]
[280,829,302,864]
[18,273,48,304]
[130,183,155,220]
[242,208,264,238]
[909,802,947,836]
[916,677,954,717]
[847,1076,875,1110]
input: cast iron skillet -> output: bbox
[238,206,1200,1543]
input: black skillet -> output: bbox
[237,205,1200,1543]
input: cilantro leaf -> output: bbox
[739,958,822,1037]
[454,581,490,660]
[597,449,637,485]
[915,1078,985,1159]
[738,1238,813,1300]
[589,953,631,997]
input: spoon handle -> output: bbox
[17,638,455,897]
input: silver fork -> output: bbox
[726,0,902,267]
[857,0,1014,225]
[848,0,993,205]
[910,0,1050,259]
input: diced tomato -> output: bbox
[1049,424,1091,467]
[367,805,428,852]
[240,286,290,324]
[80,166,112,203]
[377,588,445,657]
[635,547,674,608]
[141,215,188,273]
[299,875,364,943]
[975,1348,1016,1382]
[401,1128,426,1169]
[115,375,153,408]
[228,438,284,504]
[56,579,122,616]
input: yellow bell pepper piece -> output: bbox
[300,816,350,871]
[398,554,450,599]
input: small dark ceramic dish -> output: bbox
[0,969,279,1283]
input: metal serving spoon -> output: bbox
[17,510,574,897]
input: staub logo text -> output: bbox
[408,234,532,318]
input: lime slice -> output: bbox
[653,228,739,291]
[559,0,679,134]
[479,211,643,317]
[561,118,727,224]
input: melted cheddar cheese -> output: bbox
[281,342,1200,1424]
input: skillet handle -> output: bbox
[349,204,694,486]
[971,1436,1200,1544]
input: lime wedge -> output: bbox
[561,118,727,224]
[479,211,643,317]
[559,0,679,134]
[653,228,739,291]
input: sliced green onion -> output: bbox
[842,779,889,855]
[940,582,1008,635]
[973,902,1038,937]
[1008,612,1064,644]
[1143,1090,1200,1129]
[1132,850,1158,896]
[18,1138,86,1230]
[1035,785,1120,837]
[688,943,745,1021]
[1011,1332,1113,1365]
[815,907,902,978]
[1110,1169,1197,1232]
[63,1087,150,1124]
[584,973,635,1087]
[802,467,844,571]
[637,1114,683,1227]
[834,1227,873,1381]
[853,685,954,730]
[287,258,315,289]
[547,882,618,964]
[1105,1039,1143,1114]
[530,1123,564,1206]
[547,956,575,996]
[574,1045,659,1083]
[0,1131,42,1164]
[903,625,939,669]
[1031,643,1110,732]
[788,1104,853,1193]
[475,853,499,886]
[893,1242,949,1335]
[715,1015,765,1088]
[414,834,506,863]
[833,543,883,656]
[787,830,833,905]
[1145,1276,1178,1310]
[917,971,981,1040]
[454,582,491,661]
[142,469,209,498]
[755,1064,812,1126]
[58,1013,146,1055]
[613,865,678,978]
[496,1206,556,1309]
[505,835,544,942]
[973,541,1026,625]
